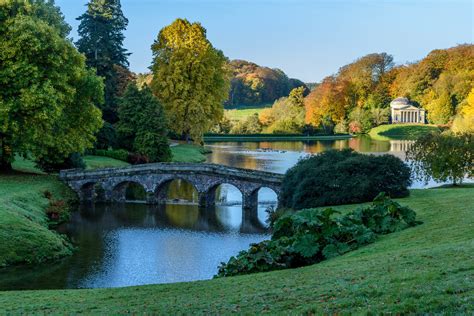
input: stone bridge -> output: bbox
[59,163,284,214]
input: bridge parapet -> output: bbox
[60,163,284,215]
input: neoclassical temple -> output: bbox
[390,97,426,124]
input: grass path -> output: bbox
[1,187,472,314]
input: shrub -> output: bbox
[280,149,411,209]
[216,193,420,277]
[127,152,149,165]
[36,152,86,172]
[45,199,70,224]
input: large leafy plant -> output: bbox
[216,193,420,277]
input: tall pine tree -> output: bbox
[76,0,130,124]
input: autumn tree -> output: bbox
[452,87,474,134]
[117,85,171,162]
[0,0,103,172]
[151,19,230,143]
[390,45,474,124]
[76,0,131,124]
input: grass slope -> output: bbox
[1,187,472,314]
[83,155,130,169]
[0,155,130,268]
[369,124,440,141]
[0,165,74,267]
[171,144,211,163]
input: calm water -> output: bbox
[0,136,455,290]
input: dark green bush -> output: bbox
[280,149,411,209]
[216,193,420,277]
[36,152,86,172]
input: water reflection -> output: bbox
[205,136,408,175]
[0,203,271,291]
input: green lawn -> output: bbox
[1,186,472,314]
[369,124,440,141]
[0,169,75,267]
[83,155,130,169]
[225,104,272,121]
[171,144,211,163]
[0,155,129,267]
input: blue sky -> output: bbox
[56,0,473,82]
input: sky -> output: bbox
[56,0,473,83]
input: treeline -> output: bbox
[305,45,473,134]
[137,59,310,108]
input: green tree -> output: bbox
[151,18,230,143]
[117,84,171,162]
[406,133,473,186]
[76,0,130,124]
[0,0,103,172]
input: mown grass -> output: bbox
[171,144,211,163]
[1,187,472,314]
[225,104,272,121]
[369,124,440,141]
[83,155,130,169]
[0,155,130,268]
[0,161,75,267]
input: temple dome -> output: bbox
[390,97,411,109]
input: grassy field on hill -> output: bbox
[1,186,472,314]
[225,103,272,121]
[369,124,440,141]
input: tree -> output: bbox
[117,84,171,162]
[371,107,390,126]
[151,19,230,143]
[452,88,474,134]
[261,87,306,134]
[0,0,103,172]
[406,133,473,186]
[76,0,130,124]
[231,113,263,134]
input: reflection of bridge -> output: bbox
[60,163,283,214]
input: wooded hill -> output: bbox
[137,59,309,108]
[226,59,309,107]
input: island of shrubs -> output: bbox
[217,150,418,277]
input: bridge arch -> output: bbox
[154,177,199,204]
[203,182,244,208]
[112,181,147,202]
[79,182,99,201]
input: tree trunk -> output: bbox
[0,134,13,172]
[0,160,12,172]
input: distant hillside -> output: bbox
[135,60,309,108]
[227,60,309,107]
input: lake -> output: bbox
[0,136,447,291]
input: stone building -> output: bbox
[390,97,426,124]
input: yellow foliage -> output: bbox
[452,88,474,133]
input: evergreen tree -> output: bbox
[151,19,230,143]
[76,0,130,124]
[117,85,171,162]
